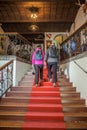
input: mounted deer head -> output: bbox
[76,0,87,14]
[75,0,82,6]
[82,2,87,14]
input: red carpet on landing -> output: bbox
[22,68,66,130]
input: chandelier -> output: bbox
[28,6,40,31]
[28,6,39,20]
[29,24,39,31]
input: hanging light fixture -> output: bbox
[28,6,39,20]
[28,24,39,31]
[28,6,40,31]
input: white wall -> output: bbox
[14,60,32,86]
[70,7,87,34]
[61,56,87,105]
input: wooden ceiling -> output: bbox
[0,0,85,44]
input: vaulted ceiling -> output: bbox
[0,0,85,44]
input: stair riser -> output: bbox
[60,90,76,93]
[58,79,69,81]
[32,88,75,91]
[61,91,77,94]
[26,115,64,122]
[1,99,29,103]
[64,116,87,121]
[6,92,60,97]
[20,81,34,84]
[59,83,72,85]
[6,93,31,97]
[59,85,72,87]
[32,88,59,91]
[61,100,85,104]
[0,128,21,130]
[11,87,76,92]
[19,83,33,86]
[63,107,87,112]
[31,93,60,97]
[11,87,32,91]
[61,93,80,97]
[0,107,27,111]
[41,83,53,86]
[29,99,85,104]
[29,99,61,104]
[0,115,25,121]
[22,75,33,78]
[28,106,62,112]
[1,98,62,104]
[60,88,76,91]
[22,127,66,130]
[22,79,34,81]
[59,81,70,84]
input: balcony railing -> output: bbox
[0,60,13,97]
[60,21,87,61]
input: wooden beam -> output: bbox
[0,19,73,23]
[0,0,73,2]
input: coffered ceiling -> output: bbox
[0,0,85,44]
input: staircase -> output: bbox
[0,69,87,129]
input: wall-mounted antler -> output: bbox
[82,2,87,14]
[76,0,87,14]
[75,0,82,6]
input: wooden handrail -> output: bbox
[0,60,13,71]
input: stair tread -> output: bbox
[7,91,60,93]
[1,111,87,117]
[28,104,62,107]
[63,104,86,107]
[60,92,79,94]
[64,112,87,116]
[0,103,63,107]
[12,86,32,88]
[3,96,82,99]
[61,97,83,100]
[0,121,66,128]
[1,96,61,99]
[0,120,23,127]
[0,102,86,107]
[0,111,63,115]
[26,111,64,116]
[23,121,66,128]
[2,96,83,100]
[65,121,87,128]
[0,121,87,129]
[0,111,26,115]
[0,103,28,106]
[1,97,30,99]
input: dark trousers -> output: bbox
[34,64,43,84]
[48,62,57,83]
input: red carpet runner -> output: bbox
[23,68,66,130]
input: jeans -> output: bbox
[48,62,57,83]
[34,64,43,84]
